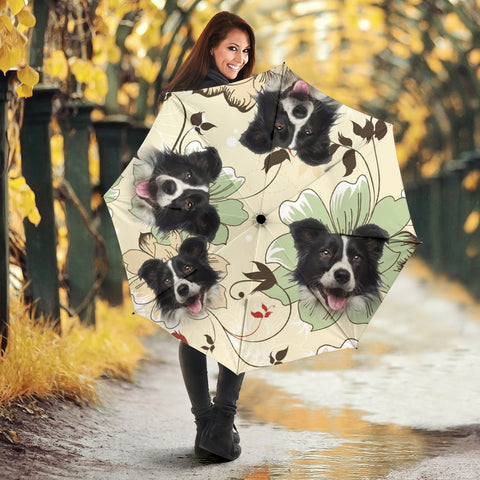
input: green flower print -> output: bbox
[264,175,417,329]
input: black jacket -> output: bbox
[198,69,230,89]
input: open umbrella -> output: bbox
[104,63,420,374]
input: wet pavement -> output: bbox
[3,256,480,479]
[237,256,480,479]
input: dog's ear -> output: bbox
[138,259,163,291]
[195,147,223,181]
[289,218,329,250]
[352,224,389,261]
[178,236,208,259]
[190,206,220,242]
[296,140,333,166]
[239,122,272,153]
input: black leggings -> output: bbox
[178,341,245,418]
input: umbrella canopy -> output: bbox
[104,64,419,374]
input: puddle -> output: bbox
[240,375,478,479]
[233,261,480,479]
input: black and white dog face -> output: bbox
[289,219,389,312]
[134,147,222,241]
[138,237,221,328]
[240,79,339,166]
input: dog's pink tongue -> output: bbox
[135,181,150,199]
[327,294,347,311]
[293,80,310,95]
[187,298,203,314]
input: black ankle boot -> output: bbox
[194,410,213,458]
[199,405,241,461]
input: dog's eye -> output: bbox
[304,128,313,135]
[184,171,192,180]
[353,255,362,263]
[183,264,192,274]
[274,122,284,131]
[184,199,194,210]
[321,249,332,258]
[164,278,172,286]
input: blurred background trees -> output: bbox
[2,0,480,319]
[29,0,479,178]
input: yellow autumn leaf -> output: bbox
[44,50,69,81]
[462,171,480,192]
[84,68,108,102]
[17,64,39,87]
[8,176,41,226]
[464,211,480,234]
[0,41,25,73]
[137,56,160,83]
[16,83,33,97]
[17,8,36,28]
[50,133,64,171]
[0,13,14,31]
[70,58,91,83]
[0,0,6,10]
[92,68,108,95]
[7,0,24,15]
[467,49,480,66]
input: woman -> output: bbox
[162,11,256,462]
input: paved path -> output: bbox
[2,258,480,479]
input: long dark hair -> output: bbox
[164,11,256,93]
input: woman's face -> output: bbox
[211,28,251,80]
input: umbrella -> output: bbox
[104,63,420,374]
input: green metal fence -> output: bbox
[406,152,480,297]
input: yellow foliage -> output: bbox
[0,1,38,97]
[433,38,457,63]
[44,50,69,81]
[462,170,480,192]
[0,28,26,73]
[136,56,161,83]
[71,59,108,103]
[50,133,65,172]
[421,156,442,178]
[7,0,23,15]
[17,64,39,86]
[16,7,35,27]
[0,13,14,30]
[15,83,33,97]
[88,132,100,186]
[92,35,121,64]
[70,58,91,83]
[467,49,480,66]
[464,211,480,235]
[84,68,108,103]
[443,12,471,40]
[0,295,157,407]
[8,176,41,226]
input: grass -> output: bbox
[0,294,157,409]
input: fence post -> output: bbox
[93,117,130,306]
[0,73,13,354]
[58,102,97,326]
[127,122,150,158]
[20,86,61,328]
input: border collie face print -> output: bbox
[138,236,221,328]
[240,78,339,166]
[134,147,222,241]
[289,218,389,314]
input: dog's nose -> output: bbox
[334,269,350,285]
[292,105,308,119]
[161,179,177,195]
[177,284,189,297]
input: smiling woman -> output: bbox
[162,11,256,94]
[158,11,257,462]
[210,29,251,80]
